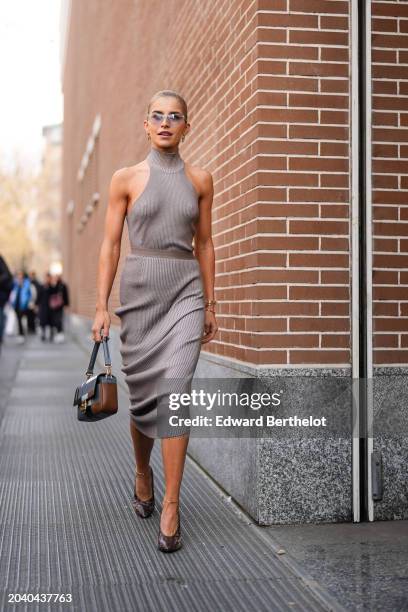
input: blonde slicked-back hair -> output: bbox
[147,90,188,122]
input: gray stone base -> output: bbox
[372,368,408,521]
[192,353,352,525]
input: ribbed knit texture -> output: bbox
[127,146,199,252]
[114,147,205,438]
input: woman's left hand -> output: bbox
[201,310,218,344]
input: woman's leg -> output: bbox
[56,308,63,333]
[130,418,155,500]
[48,312,53,340]
[160,433,189,534]
[0,306,5,344]
[15,308,24,336]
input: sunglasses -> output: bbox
[148,111,186,125]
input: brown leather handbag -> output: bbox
[73,336,118,422]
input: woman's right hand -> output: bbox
[91,308,111,342]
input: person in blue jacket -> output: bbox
[10,271,32,342]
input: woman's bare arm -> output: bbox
[193,170,218,344]
[92,168,128,341]
[194,171,215,297]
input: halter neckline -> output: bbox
[147,146,184,173]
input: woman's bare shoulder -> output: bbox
[184,162,213,197]
[111,160,149,194]
[185,161,212,180]
[113,160,147,181]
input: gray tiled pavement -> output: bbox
[0,332,406,611]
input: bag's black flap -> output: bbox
[73,371,117,407]
[73,374,100,405]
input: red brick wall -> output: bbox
[372,1,408,365]
[225,0,351,366]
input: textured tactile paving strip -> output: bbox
[0,336,345,612]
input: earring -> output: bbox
[147,133,151,140]
[182,135,185,142]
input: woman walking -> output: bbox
[92,90,217,553]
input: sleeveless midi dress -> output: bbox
[114,146,205,438]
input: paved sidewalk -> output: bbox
[0,333,406,611]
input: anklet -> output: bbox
[136,468,150,477]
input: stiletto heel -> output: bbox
[158,499,182,553]
[132,465,155,518]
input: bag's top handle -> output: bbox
[86,336,112,377]
[102,336,112,370]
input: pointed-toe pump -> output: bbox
[158,500,182,553]
[132,465,155,518]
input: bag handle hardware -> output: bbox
[86,335,112,378]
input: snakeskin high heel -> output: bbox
[132,465,155,518]
[158,499,182,553]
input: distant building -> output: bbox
[31,122,63,276]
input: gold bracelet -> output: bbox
[204,299,217,307]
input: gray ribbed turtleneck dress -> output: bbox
[114,147,205,438]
